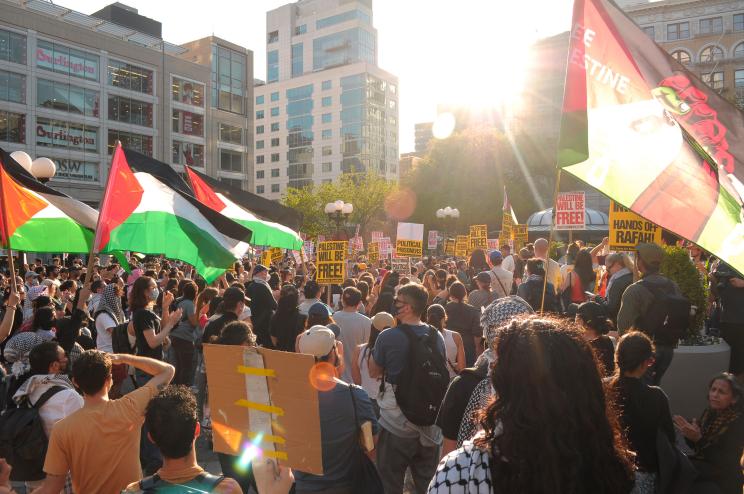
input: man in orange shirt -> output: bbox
[32,351,174,494]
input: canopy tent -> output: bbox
[526,207,609,232]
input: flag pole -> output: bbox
[540,169,563,314]
[0,160,17,293]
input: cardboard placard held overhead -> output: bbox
[512,224,529,250]
[379,237,392,257]
[487,238,499,251]
[368,241,380,263]
[468,224,488,251]
[444,238,456,256]
[555,191,586,230]
[427,230,439,250]
[370,231,383,243]
[609,201,663,251]
[391,257,410,274]
[203,344,323,475]
[396,222,424,257]
[455,235,469,258]
[316,241,346,284]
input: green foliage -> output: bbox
[660,245,708,337]
[550,241,565,261]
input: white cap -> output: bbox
[297,325,336,358]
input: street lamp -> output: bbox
[10,151,57,183]
[325,200,353,240]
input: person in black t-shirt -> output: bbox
[201,287,249,344]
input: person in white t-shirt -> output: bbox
[500,244,516,273]
[488,251,514,299]
[332,287,371,383]
[298,281,322,316]
[534,238,562,294]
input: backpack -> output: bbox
[392,324,449,426]
[637,278,691,345]
[0,385,65,481]
[111,321,135,354]
[138,472,226,493]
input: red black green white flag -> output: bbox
[559,0,744,273]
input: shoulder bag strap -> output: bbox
[493,273,508,298]
[33,385,66,409]
[193,472,226,490]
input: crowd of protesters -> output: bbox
[0,236,738,493]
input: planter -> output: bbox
[660,342,730,419]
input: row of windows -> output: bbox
[0,29,26,65]
[316,9,371,30]
[172,140,204,167]
[255,169,281,179]
[172,109,203,137]
[211,45,246,114]
[256,162,335,177]
[670,42,744,65]
[643,14,744,42]
[255,184,281,194]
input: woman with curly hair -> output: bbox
[429,316,635,494]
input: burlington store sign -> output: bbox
[36,120,97,152]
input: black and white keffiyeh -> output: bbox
[96,284,124,324]
[428,434,493,493]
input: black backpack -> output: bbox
[139,471,225,493]
[392,325,449,426]
[0,385,65,481]
[111,321,134,354]
[637,278,691,345]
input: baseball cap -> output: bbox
[253,264,269,275]
[489,251,503,264]
[222,286,250,307]
[297,325,336,358]
[371,312,395,331]
[475,272,492,284]
[636,243,663,265]
[308,302,333,318]
[25,271,39,279]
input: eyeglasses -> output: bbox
[393,297,409,307]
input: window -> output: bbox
[220,177,243,189]
[107,59,152,93]
[322,96,332,107]
[295,24,307,35]
[256,155,265,164]
[107,129,152,156]
[271,92,279,102]
[267,50,279,83]
[256,95,264,105]
[256,140,265,149]
[322,80,332,90]
[390,84,397,94]
[256,185,265,194]
[735,69,744,87]
[37,79,100,117]
[172,110,203,136]
[702,71,724,91]
[322,113,332,124]
[54,159,100,183]
[322,145,332,156]
[0,70,25,104]
[256,110,264,119]
[0,111,25,143]
[316,9,371,29]
[220,149,243,172]
[322,129,332,140]
[268,31,279,44]
[642,26,654,39]
[37,117,98,152]
[271,184,280,193]
[172,141,205,167]
[271,107,280,117]
[735,43,744,59]
[271,122,280,132]
[667,22,689,40]
[271,168,280,178]
[736,14,744,32]
[671,50,691,64]
[700,17,723,35]
[37,40,99,81]
[212,45,245,113]
[0,29,26,64]
[172,77,204,107]
[256,125,264,135]
[700,46,724,63]
[271,153,280,162]
[271,137,280,147]
[108,96,153,127]
[256,170,264,179]
[291,43,303,78]
[219,123,242,145]
[322,162,332,172]
[313,28,376,71]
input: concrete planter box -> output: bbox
[661,342,731,419]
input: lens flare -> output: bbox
[237,433,263,470]
[432,112,456,140]
[384,187,417,221]
[308,362,337,391]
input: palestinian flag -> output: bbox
[185,166,303,251]
[559,0,744,274]
[0,147,96,253]
[94,144,252,282]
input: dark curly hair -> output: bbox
[476,316,634,494]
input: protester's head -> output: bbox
[357,280,369,305]
[222,286,247,315]
[91,280,105,294]
[298,325,338,364]
[614,331,654,377]
[307,302,333,327]
[474,272,492,291]
[635,243,663,275]
[253,264,269,281]
[435,269,448,290]
[179,280,198,301]
[268,272,281,291]
[146,385,199,459]
[72,350,112,396]
[605,252,633,276]
[500,244,511,257]
[489,250,503,266]
[129,276,156,311]
[534,238,549,259]
[566,242,580,265]
[394,283,428,320]
[215,321,256,346]
[30,341,67,375]
[574,248,595,285]
[707,372,743,412]
[342,286,362,309]
[277,284,299,313]
[469,249,488,270]
[576,301,613,336]
[196,287,218,315]
[480,296,534,349]
[55,315,83,354]
[371,291,394,316]
[426,304,447,332]
[519,247,532,261]
[449,281,467,303]
[303,280,320,300]
[479,317,634,493]
[32,307,56,332]
[526,258,546,277]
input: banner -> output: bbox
[468,224,488,251]
[455,235,469,258]
[368,241,380,263]
[428,230,439,250]
[444,238,456,256]
[555,191,586,230]
[487,238,499,251]
[396,222,424,258]
[316,241,346,284]
[609,201,663,251]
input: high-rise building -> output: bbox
[414,122,433,155]
[254,0,399,200]
[0,0,253,205]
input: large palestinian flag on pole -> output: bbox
[185,166,303,251]
[94,144,252,282]
[559,0,744,274]
[0,147,96,253]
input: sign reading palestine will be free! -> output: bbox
[316,241,346,284]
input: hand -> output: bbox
[162,290,175,307]
[0,458,11,487]
[253,458,294,494]
[163,336,171,350]
[109,354,129,365]
[78,286,92,304]
[165,308,183,329]
[730,277,744,288]
[602,237,609,246]
[673,415,702,442]
[6,292,19,309]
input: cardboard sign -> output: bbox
[261,250,272,267]
[444,238,456,256]
[316,241,346,284]
[468,224,488,251]
[370,231,383,243]
[379,237,392,257]
[428,230,439,250]
[487,238,499,251]
[391,257,410,274]
[609,201,662,251]
[203,344,323,475]
[396,222,424,258]
[555,191,586,230]
[512,224,529,250]
[455,235,469,258]
[502,212,514,237]
[303,241,315,260]
[368,242,380,263]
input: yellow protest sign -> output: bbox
[261,250,271,267]
[455,235,469,258]
[396,239,423,257]
[368,242,380,263]
[512,224,529,250]
[502,212,514,236]
[316,241,346,284]
[468,224,488,251]
[609,201,662,251]
[444,238,456,256]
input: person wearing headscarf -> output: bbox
[94,283,126,352]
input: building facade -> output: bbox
[0,0,253,205]
[414,121,433,155]
[253,0,399,201]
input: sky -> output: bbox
[71,0,575,152]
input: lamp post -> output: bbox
[10,151,57,183]
[436,206,460,254]
[324,200,353,240]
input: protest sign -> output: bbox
[609,201,662,251]
[455,235,469,258]
[203,344,322,475]
[396,223,424,257]
[368,242,380,263]
[370,231,383,243]
[444,238,456,256]
[380,237,392,257]
[555,192,586,230]
[487,238,499,251]
[316,241,346,284]
[512,224,529,250]
[303,240,315,260]
[502,212,514,237]
[428,230,439,250]
[261,250,271,267]
[468,224,488,251]
[391,257,410,274]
